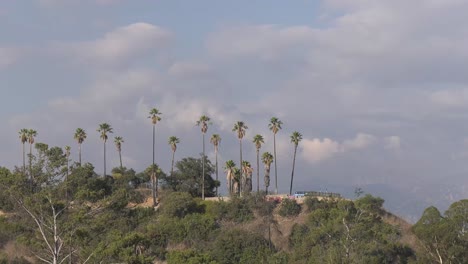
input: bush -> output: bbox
[278,199,301,217]
[166,250,217,264]
[210,229,273,264]
[160,192,203,218]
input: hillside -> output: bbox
[1,158,467,263]
[2,187,466,264]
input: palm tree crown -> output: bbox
[148,108,162,125]
[232,121,248,140]
[27,129,37,145]
[19,129,28,144]
[97,123,113,142]
[290,131,302,146]
[210,134,221,149]
[114,136,124,152]
[74,128,87,144]
[168,136,180,152]
[253,134,264,150]
[64,146,71,157]
[268,117,283,134]
[196,115,211,134]
[262,152,274,167]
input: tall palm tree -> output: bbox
[64,146,71,199]
[232,121,248,195]
[19,128,28,174]
[253,134,264,192]
[268,117,282,194]
[27,129,37,181]
[262,152,274,194]
[74,128,87,166]
[97,123,113,177]
[168,136,180,177]
[242,160,253,193]
[289,131,302,195]
[224,160,236,195]
[148,108,162,206]
[114,136,124,170]
[196,115,211,200]
[210,134,221,196]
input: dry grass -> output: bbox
[383,212,422,253]
[2,242,36,263]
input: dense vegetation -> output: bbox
[0,149,466,263]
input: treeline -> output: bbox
[0,147,467,263]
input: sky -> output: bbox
[1,0,468,221]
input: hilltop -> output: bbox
[1,155,467,263]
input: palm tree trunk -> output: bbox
[239,139,242,196]
[274,134,278,194]
[171,150,175,177]
[78,143,82,166]
[22,143,26,175]
[103,142,106,177]
[119,150,123,170]
[29,143,33,184]
[152,125,157,206]
[215,147,218,196]
[66,157,69,200]
[202,133,205,200]
[257,149,260,193]
[289,145,298,195]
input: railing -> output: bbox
[295,191,342,198]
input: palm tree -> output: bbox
[268,117,282,194]
[232,121,248,195]
[252,134,264,192]
[224,160,236,195]
[232,167,241,195]
[210,134,221,196]
[196,115,211,200]
[97,123,113,177]
[262,152,274,194]
[114,136,124,170]
[242,160,253,193]
[168,136,180,177]
[74,128,87,166]
[19,128,28,174]
[64,146,71,199]
[148,108,162,206]
[289,131,302,195]
[27,129,37,181]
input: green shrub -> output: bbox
[278,199,301,217]
[210,229,273,264]
[167,250,217,264]
[160,192,203,218]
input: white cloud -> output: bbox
[66,23,171,66]
[342,133,376,150]
[301,133,377,163]
[384,136,401,150]
[301,137,341,163]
